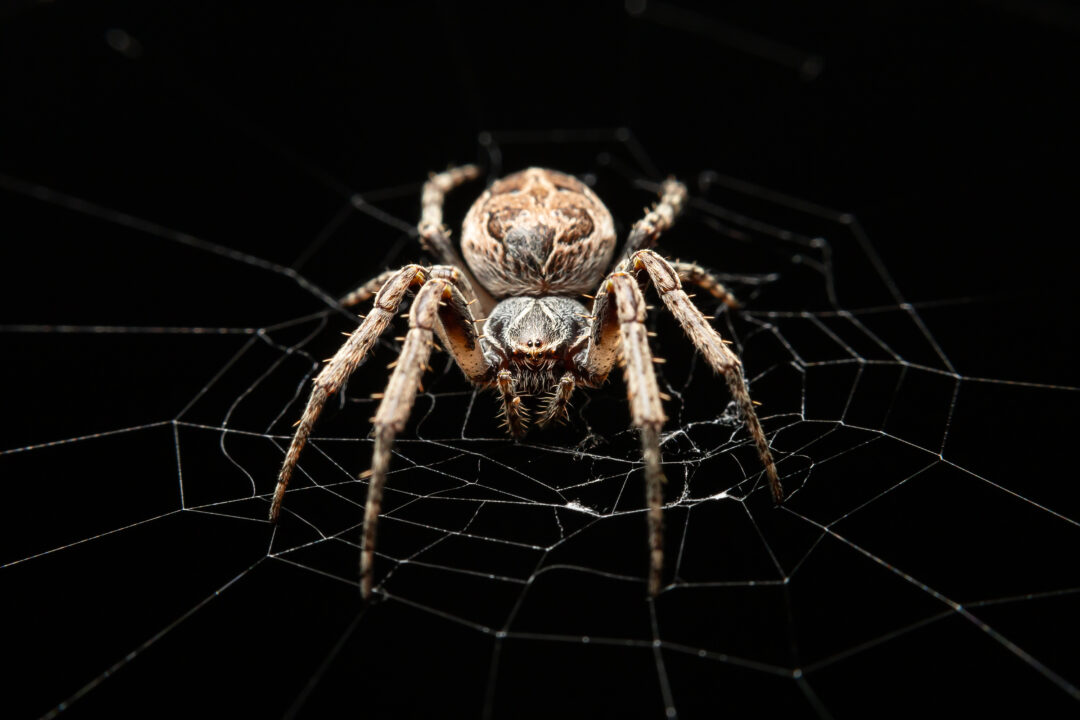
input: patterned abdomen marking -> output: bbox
[461,168,616,297]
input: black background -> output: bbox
[2,1,1078,718]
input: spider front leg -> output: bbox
[361,279,447,597]
[362,269,489,597]
[631,250,781,503]
[269,264,426,522]
[584,271,669,596]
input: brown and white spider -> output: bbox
[269,166,782,597]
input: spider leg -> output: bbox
[420,165,497,315]
[426,265,490,382]
[537,373,575,427]
[341,266,488,368]
[618,177,688,260]
[361,278,451,597]
[631,250,782,504]
[672,261,740,310]
[269,264,426,523]
[272,259,489,598]
[340,269,400,308]
[583,272,668,596]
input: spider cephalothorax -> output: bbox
[270,165,782,598]
[483,296,590,390]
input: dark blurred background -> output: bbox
[3,0,1076,375]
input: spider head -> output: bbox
[484,296,588,377]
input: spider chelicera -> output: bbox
[269,166,782,597]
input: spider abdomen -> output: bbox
[461,168,616,297]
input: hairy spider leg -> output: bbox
[361,277,489,597]
[590,174,781,595]
[672,261,741,310]
[269,265,487,564]
[617,181,777,501]
[340,268,400,308]
[630,250,781,504]
[581,271,669,596]
[419,165,496,315]
[618,177,688,260]
[341,165,490,310]
[269,264,426,523]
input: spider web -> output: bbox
[2,3,1078,719]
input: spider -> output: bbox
[269,165,782,598]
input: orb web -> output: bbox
[1,5,1077,719]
